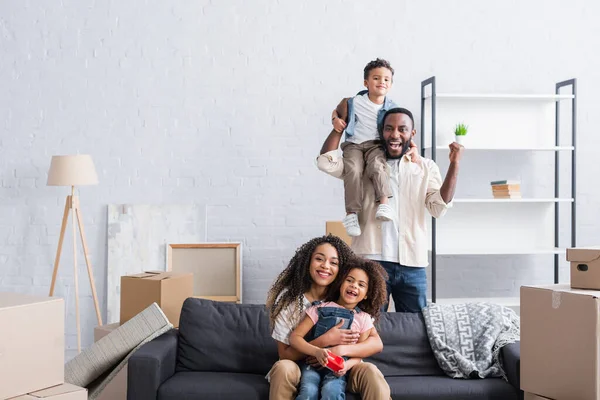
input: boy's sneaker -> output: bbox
[375,204,395,222]
[343,213,361,237]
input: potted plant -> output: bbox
[454,123,468,145]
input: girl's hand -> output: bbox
[333,360,349,377]
[313,348,330,367]
[333,117,347,133]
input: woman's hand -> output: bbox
[305,356,321,369]
[320,320,360,346]
[326,345,346,358]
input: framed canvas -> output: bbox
[166,243,242,303]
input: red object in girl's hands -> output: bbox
[325,351,344,372]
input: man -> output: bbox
[317,107,463,312]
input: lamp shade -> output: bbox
[47,155,99,186]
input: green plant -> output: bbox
[454,123,468,136]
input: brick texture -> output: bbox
[1,0,599,360]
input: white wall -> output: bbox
[1,0,599,359]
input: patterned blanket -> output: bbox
[422,302,520,379]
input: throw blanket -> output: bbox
[422,302,520,380]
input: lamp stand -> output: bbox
[49,186,102,353]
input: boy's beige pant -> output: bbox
[341,140,391,214]
[268,359,391,400]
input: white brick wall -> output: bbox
[1,0,599,359]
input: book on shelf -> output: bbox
[490,179,521,199]
[490,180,521,199]
[492,184,521,192]
[490,180,521,186]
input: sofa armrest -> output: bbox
[128,329,178,400]
[501,341,520,392]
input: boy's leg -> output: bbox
[268,359,301,400]
[364,142,394,221]
[341,142,365,236]
[364,141,391,201]
[393,265,427,313]
[347,362,391,400]
[341,142,365,215]
[296,363,322,400]
[321,371,346,400]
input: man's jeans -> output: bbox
[297,363,346,400]
[378,261,427,313]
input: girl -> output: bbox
[266,235,390,400]
[289,257,388,400]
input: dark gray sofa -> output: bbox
[128,298,521,400]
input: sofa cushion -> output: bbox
[387,375,518,400]
[176,298,278,375]
[367,312,445,377]
[158,371,269,400]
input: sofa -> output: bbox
[128,298,522,400]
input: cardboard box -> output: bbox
[0,292,64,399]
[521,284,600,400]
[524,393,554,400]
[10,383,87,400]
[326,221,352,246]
[120,271,192,327]
[93,323,126,400]
[567,246,600,290]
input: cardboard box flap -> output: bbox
[125,271,191,281]
[143,271,187,281]
[566,247,600,263]
[0,292,62,309]
[29,383,85,397]
[523,284,600,299]
[127,271,165,279]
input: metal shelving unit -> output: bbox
[420,76,577,303]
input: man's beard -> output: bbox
[384,140,411,159]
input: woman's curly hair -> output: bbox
[327,257,389,323]
[266,235,355,330]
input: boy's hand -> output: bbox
[313,348,330,367]
[332,117,347,133]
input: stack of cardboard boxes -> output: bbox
[0,271,192,400]
[0,292,86,400]
[91,270,193,400]
[521,246,600,400]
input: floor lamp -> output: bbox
[47,155,103,353]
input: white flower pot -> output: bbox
[455,135,465,145]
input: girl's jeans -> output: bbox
[296,304,355,400]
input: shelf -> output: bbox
[425,146,574,151]
[424,93,574,100]
[432,247,566,255]
[452,198,573,203]
[432,297,520,308]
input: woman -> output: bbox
[266,235,390,400]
